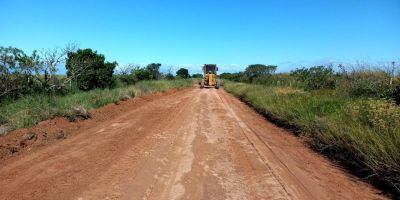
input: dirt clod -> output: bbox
[19,140,27,148]
[56,131,66,140]
[8,146,18,154]
[23,132,37,141]
[67,106,91,121]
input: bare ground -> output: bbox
[0,88,387,199]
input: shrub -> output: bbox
[145,63,161,80]
[176,68,190,79]
[291,66,336,90]
[220,72,248,82]
[66,49,117,91]
[393,85,400,105]
[244,64,277,83]
[0,46,42,100]
[349,99,400,133]
[337,70,393,98]
[252,75,275,85]
[164,73,175,80]
[133,68,151,81]
[191,73,203,78]
[118,74,137,85]
[0,113,8,125]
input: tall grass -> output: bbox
[223,81,400,194]
[0,79,192,130]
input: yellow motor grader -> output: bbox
[200,64,220,89]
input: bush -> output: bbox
[220,72,238,81]
[244,64,277,83]
[145,63,161,80]
[176,68,190,79]
[66,49,117,91]
[191,73,203,78]
[0,113,8,125]
[220,72,248,82]
[133,68,152,81]
[349,99,400,133]
[118,74,137,85]
[337,70,394,98]
[393,85,400,105]
[164,73,175,80]
[291,66,336,90]
[0,46,42,100]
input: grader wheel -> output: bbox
[200,80,205,88]
[215,80,220,89]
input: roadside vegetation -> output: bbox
[0,45,193,133]
[222,63,400,195]
[0,79,191,130]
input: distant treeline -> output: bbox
[0,44,198,102]
[220,63,400,104]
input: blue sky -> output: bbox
[1,0,399,74]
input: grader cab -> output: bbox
[200,64,220,89]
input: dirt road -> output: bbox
[0,88,386,199]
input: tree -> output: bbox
[133,68,152,81]
[66,49,117,90]
[39,42,77,89]
[118,64,138,75]
[146,63,161,80]
[0,46,27,74]
[191,73,203,78]
[219,72,247,82]
[290,66,335,90]
[244,64,277,83]
[164,73,174,80]
[118,64,139,85]
[176,68,190,79]
[0,46,42,99]
[163,66,175,80]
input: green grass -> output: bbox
[223,81,400,194]
[0,79,192,129]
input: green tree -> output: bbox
[0,46,42,99]
[176,68,190,79]
[244,64,277,83]
[164,73,175,80]
[66,49,117,90]
[134,68,152,81]
[191,73,203,78]
[290,66,335,90]
[146,63,161,80]
[118,64,138,85]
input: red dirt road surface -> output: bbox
[0,88,387,199]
